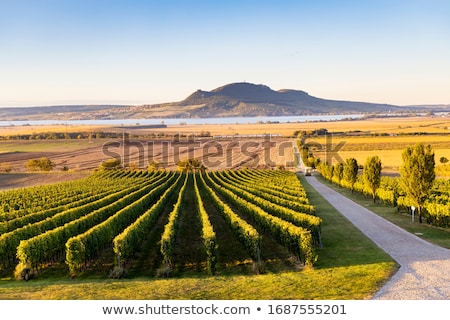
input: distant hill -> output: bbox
[153,82,402,117]
[0,105,129,121]
[1,82,449,120]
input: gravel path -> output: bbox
[305,175,450,300]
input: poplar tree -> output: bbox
[343,158,359,192]
[364,156,382,202]
[400,143,435,223]
[332,162,344,184]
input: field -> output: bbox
[0,170,396,299]
[305,134,450,174]
[1,115,449,299]
[2,116,450,175]
[0,138,296,173]
[3,115,450,137]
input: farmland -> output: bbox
[0,169,319,277]
[1,115,450,299]
[304,134,450,174]
[0,137,296,173]
[0,169,396,299]
[2,115,450,175]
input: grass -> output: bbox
[0,172,91,191]
[315,175,450,249]
[0,140,102,153]
[0,173,397,300]
[0,264,394,300]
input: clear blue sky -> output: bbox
[1,0,449,107]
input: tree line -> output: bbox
[1,131,212,141]
[316,143,436,225]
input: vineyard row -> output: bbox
[0,169,321,277]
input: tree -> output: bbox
[364,156,382,202]
[301,146,315,167]
[177,159,205,172]
[400,143,435,223]
[100,158,121,170]
[148,159,164,171]
[26,157,55,172]
[318,162,333,181]
[332,163,344,185]
[26,159,40,171]
[343,158,359,192]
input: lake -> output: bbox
[0,114,364,127]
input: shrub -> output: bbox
[0,162,12,172]
[26,157,54,171]
[14,263,34,281]
[100,158,121,170]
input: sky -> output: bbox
[1,0,449,107]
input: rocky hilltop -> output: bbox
[166,82,400,117]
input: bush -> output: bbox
[14,263,34,281]
[26,157,54,172]
[100,158,121,170]
[177,159,205,172]
[0,162,12,172]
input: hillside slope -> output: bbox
[156,82,401,117]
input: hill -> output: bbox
[2,82,449,120]
[158,82,402,117]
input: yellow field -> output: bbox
[169,116,450,136]
[2,116,450,137]
[2,116,450,174]
[304,134,450,173]
[307,134,450,150]
[313,149,450,172]
[0,124,108,136]
[138,116,450,136]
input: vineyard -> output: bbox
[0,169,321,279]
